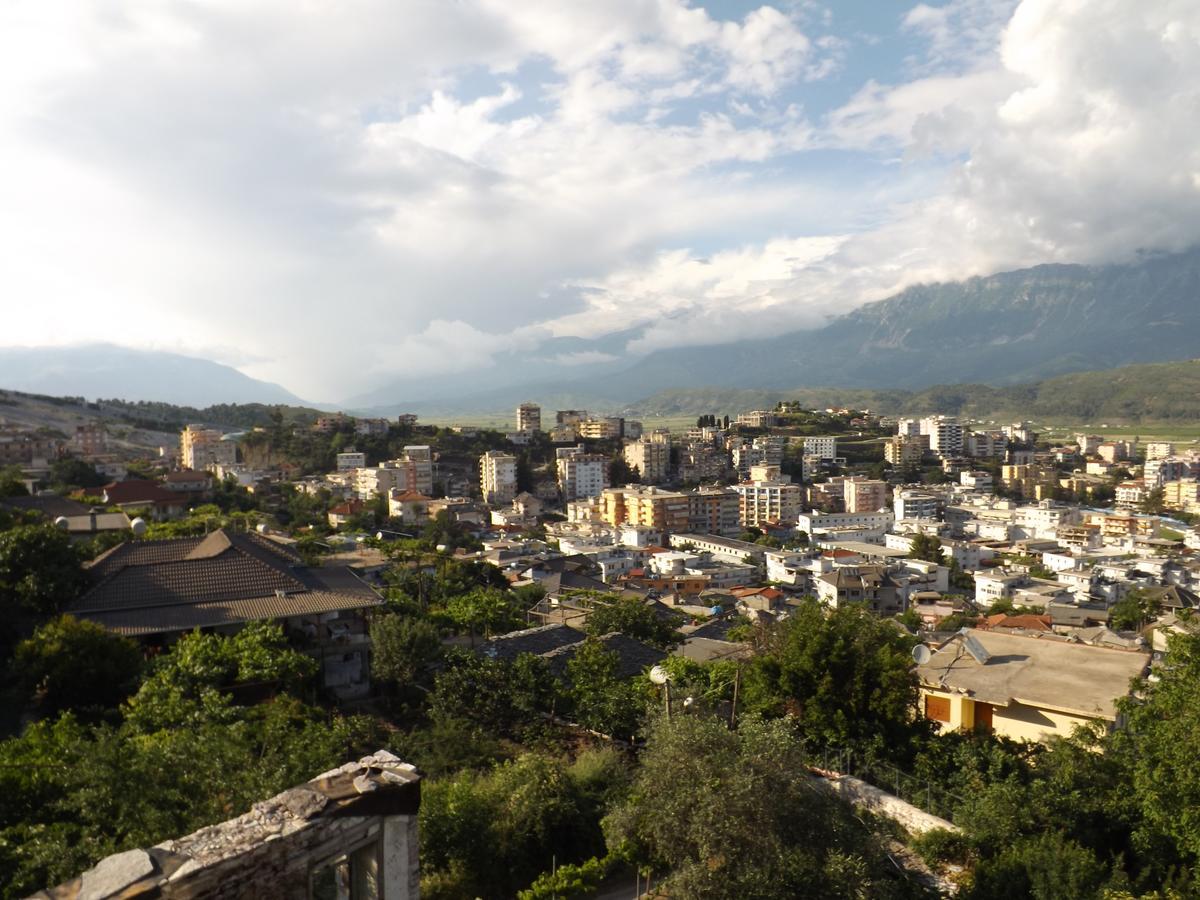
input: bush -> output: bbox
[912,827,970,866]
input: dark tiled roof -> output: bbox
[84,591,383,637]
[479,623,587,661]
[0,494,91,518]
[68,528,380,635]
[542,632,666,679]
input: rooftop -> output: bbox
[917,629,1149,720]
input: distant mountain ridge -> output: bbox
[622,358,1200,424]
[0,344,308,407]
[602,247,1200,398]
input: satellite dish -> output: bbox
[911,644,932,665]
[130,517,147,536]
[53,516,70,531]
[648,665,669,685]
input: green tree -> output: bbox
[445,588,524,641]
[48,458,105,491]
[428,650,558,738]
[370,614,443,688]
[908,532,946,563]
[583,594,681,648]
[0,523,86,615]
[1114,630,1200,864]
[564,638,644,738]
[603,714,912,899]
[0,465,28,497]
[13,616,143,716]
[742,598,929,754]
[1109,588,1161,632]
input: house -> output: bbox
[163,469,211,495]
[65,529,385,698]
[916,629,1149,743]
[102,479,188,519]
[328,499,366,528]
[478,623,666,679]
[814,566,902,615]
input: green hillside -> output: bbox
[625,359,1200,425]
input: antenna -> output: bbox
[911,644,932,665]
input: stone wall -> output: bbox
[35,750,421,900]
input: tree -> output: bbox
[908,532,946,563]
[1109,588,1161,632]
[583,594,681,648]
[428,650,558,738]
[0,465,28,497]
[0,523,86,615]
[742,598,929,754]
[603,714,910,899]
[445,588,524,641]
[370,614,442,688]
[608,456,638,486]
[1113,630,1200,863]
[1140,486,1167,515]
[13,616,143,716]
[564,638,644,738]
[48,458,105,491]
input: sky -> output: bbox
[2,0,1199,401]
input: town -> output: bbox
[2,395,1197,898]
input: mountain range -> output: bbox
[4,247,1200,412]
[0,345,305,408]
[354,246,1200,415]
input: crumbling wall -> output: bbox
[34,750,421,900]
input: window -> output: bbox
[924,694,951,723]
[310,840,379,900]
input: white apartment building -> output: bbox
[733,480,803,527]
[623,438,670,484]
[803,436,838,460]
[894,489,942,521]
[798,510,895,542]
[556,445,609,500]
[960,470,993,491]
[336,451,366,472]
[920,416,964,458]
[355,465,407,500]
[1145,441,1175,461]
[180,425,238,471]
[1014,501,1078,540]
[480,450,518,505]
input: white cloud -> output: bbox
[0,0,1197,401]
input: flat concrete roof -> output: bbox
[917,629,1149,720]
[823,541,909,558]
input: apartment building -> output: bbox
[731,436,785,478]
[894,489,942,521]
[686,487,741,536]
[73,423,107,457]
[960,470,993,491]
[355,418,389,437]
[557,445,609,500]
[336,451,366,472]
[736,410,779,428]
[401,446,435,496]
[920,416,964,458]
[180,425,237,471]
[733,479,803,528]
[577,417,625,440]
[884,434,928,467]
[623,438,670,484]
[803,435,838,460]
[480,450,518,505]
[1145,441,1175,462]
[966,431,1007,458]
[679,445,728,483]
[516,402,542,433]
[841,477,889,513]
[600,486,689,532]
[1163,479,1200,512]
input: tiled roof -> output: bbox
[84,591,384,636]
[0,495,91,518]
[542,632,666,679]
[68,528,379,635]
[479,623,587,661]
[103,479,180,505]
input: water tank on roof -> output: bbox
[130,517,147,536]
[53,516,69,531]
[256,523,269,534]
